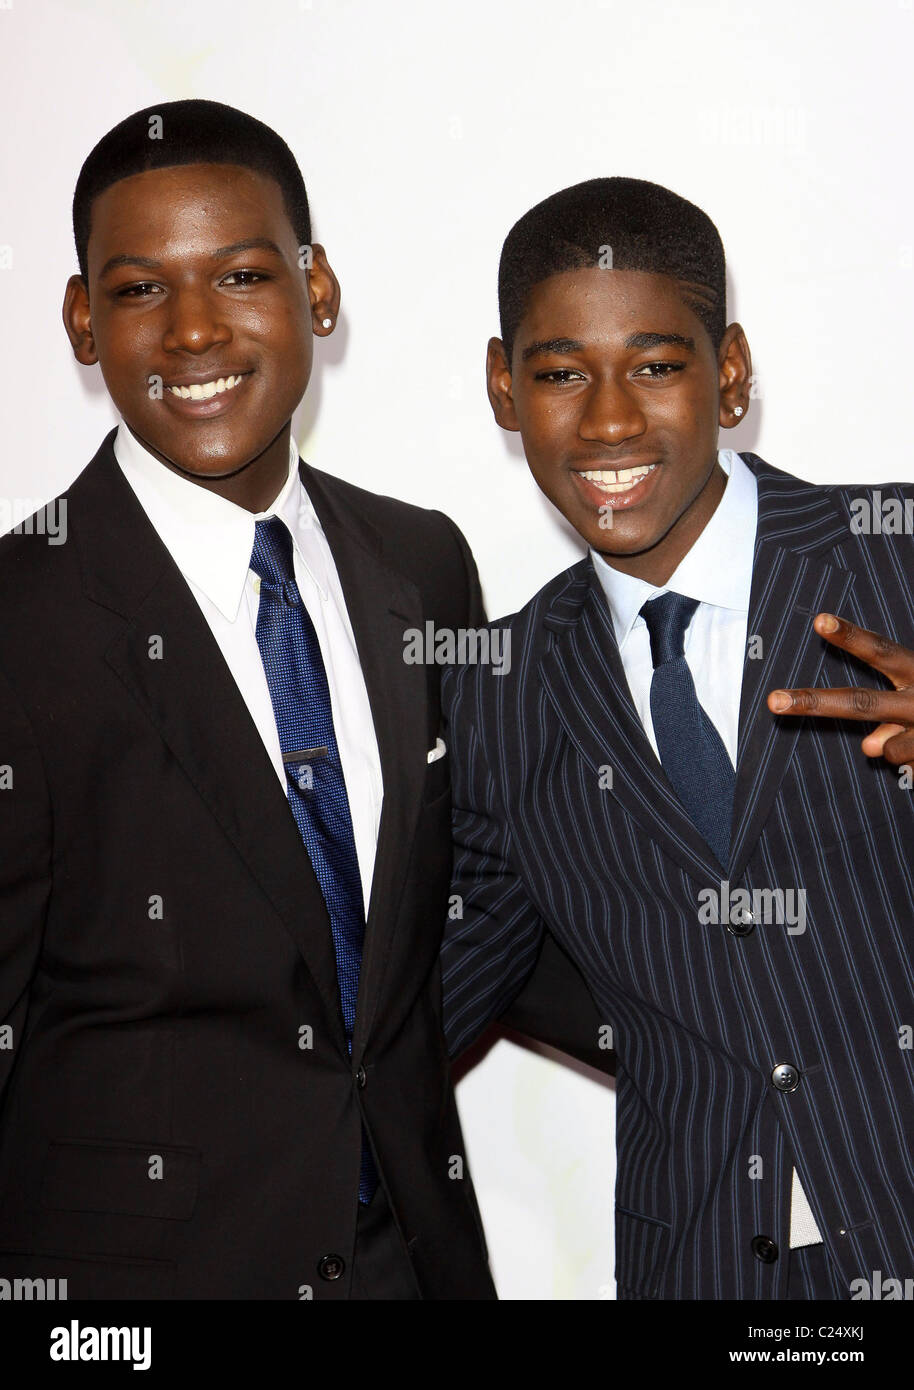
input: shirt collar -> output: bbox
[589,448,758,651]
[113,423,325,620]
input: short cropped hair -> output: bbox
[498,177,727,360]
[72,98,311,284]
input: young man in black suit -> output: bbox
[442,178,914,1300]
[0,99,494,1299]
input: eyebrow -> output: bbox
[521,330,695,361]
[98,237,286,280]
[625,331,695,351]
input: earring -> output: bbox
[733,405,744,417]
[321,317,333,329]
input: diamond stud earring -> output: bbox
[733,405,744,417]
[322,317,333,329]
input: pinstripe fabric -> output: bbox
[441,453,914,1301]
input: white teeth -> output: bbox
[577,463,656,493]
[167,374,244,400]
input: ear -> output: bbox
[307,243,341,336]
[62,274,98,366]
[718,322,752,428]
[486,336,520,432]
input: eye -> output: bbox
[117,282,162,298]
[221,269,269,286]
[632,361,686,379]
[533,368,586,384]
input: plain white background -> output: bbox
[2,0,913,1299]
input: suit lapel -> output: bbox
[297,463,428,1056]
[540,456,855,889]
[540,565,726,884]
[727,456,855,883]
[75,434,353,1056]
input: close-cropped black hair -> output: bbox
[498,177,727,361]
[72,98,311,284]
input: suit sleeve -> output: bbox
[0,665,52,1103]
[440,666,614,1074]
[440,669,545,1059]
[500,930,616,1075]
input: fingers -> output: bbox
[811,613,914,689]
[877,727,914,766]
[767,686,914,721]
[861,722,907,758]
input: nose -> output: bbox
[578,374,647,446]
[161,284,232,355]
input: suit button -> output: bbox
[771,1063,800,1092]
[356,1065,367,1089]
[751,1234,779,1264]
[318,1254,345,1281]
[727,911,755,937]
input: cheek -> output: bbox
[94,315,154,362]
[517,397,577,450]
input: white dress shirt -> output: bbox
[113,422,383,915]
[590,448,822,1249]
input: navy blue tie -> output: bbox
[640,592,735,869]
[251,516,378,1204]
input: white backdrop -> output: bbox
[2,0,913,1300]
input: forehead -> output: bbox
[518,267,709,347]
[87,163,292,261]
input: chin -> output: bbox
[592,527,663,556]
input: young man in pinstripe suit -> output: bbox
[441,178,914,1300]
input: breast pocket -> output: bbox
[423,743,450,805]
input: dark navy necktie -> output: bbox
[640,591,735,869]
[251,515,377,1203]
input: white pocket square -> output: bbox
[427,737,446,764]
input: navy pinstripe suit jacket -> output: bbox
[441,453,914,1300]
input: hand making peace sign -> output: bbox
[767,613,914,766]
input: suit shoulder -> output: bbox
[443,557,590,709]
[740,452,914,505]
[304,463,453,540]
[303,463,478,613]
[0,492,79,596]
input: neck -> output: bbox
[128,423,293,513]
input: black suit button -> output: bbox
[751,1235,779,1264]
[727,909,755,937]
[318,1254,345,1281]
[771,1063,800,1092]
[355,1065,367,1089]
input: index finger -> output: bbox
[767,686,914,721]
[812,613,914,688]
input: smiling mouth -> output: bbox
[574,463,658,494]
[166,374,246,401]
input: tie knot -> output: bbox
[640,591,699,667]
[251,516,295,586]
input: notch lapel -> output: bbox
[299,463,428,1058]
[75,434,350,1056]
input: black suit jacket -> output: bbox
[442,454,914,1300]
[0,428,494,1300]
